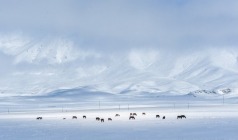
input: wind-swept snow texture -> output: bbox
[0,105,238,140]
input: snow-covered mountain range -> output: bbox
[0,34,238,98]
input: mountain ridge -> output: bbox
[0,36,238,98]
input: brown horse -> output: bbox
[96,117,100,121]
[177,115,186,119]
[83,115,86,119]
[115,114,120,117]
[108,118,112,121]
[156,115,160,118]
[101,119,104,122]
[129,116,135,120]
[72,116,77,119]
[36,117,42,120]
[162,116,165,119]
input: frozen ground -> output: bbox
[0,95,237,140]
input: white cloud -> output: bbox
[128,49,159,70]
[0,33,30,55]
[0,34,101,64]
[210,48,238,72]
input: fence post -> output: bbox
[99,100,100,110]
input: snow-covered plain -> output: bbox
[0,94,237,140]
[0,35,238,140]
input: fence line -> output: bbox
[1,103,237,114]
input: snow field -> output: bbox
[0,105,238,140]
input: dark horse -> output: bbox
[162,116,165,119]
[83,115,86,119]
[177,115,186,119]
[72,116,77,119]
[129,116,135,120]
[108,118,112,121]
[96,117,100,121]
[142,112,146,115]
[156,115,160,118]
[115,114,120,117]
[133,113,137,116]
[101,119,104,122]
[36,117,42,120]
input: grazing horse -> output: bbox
[36,117,42,120]
[72,116,77,119]
[96,117,100,121]
[108,118,112,121]
[115,114,120,117]
[177,115,186,119]
[101,119,104,122]
[156,115,160,118]
[133,113,137,116]
[83,115,86,119]
[129,116,135,120]
[142,112,146,115]
[162,116,165,119]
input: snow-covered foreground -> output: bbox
[0,104,238,140]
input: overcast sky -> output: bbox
[0,0,237,52]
